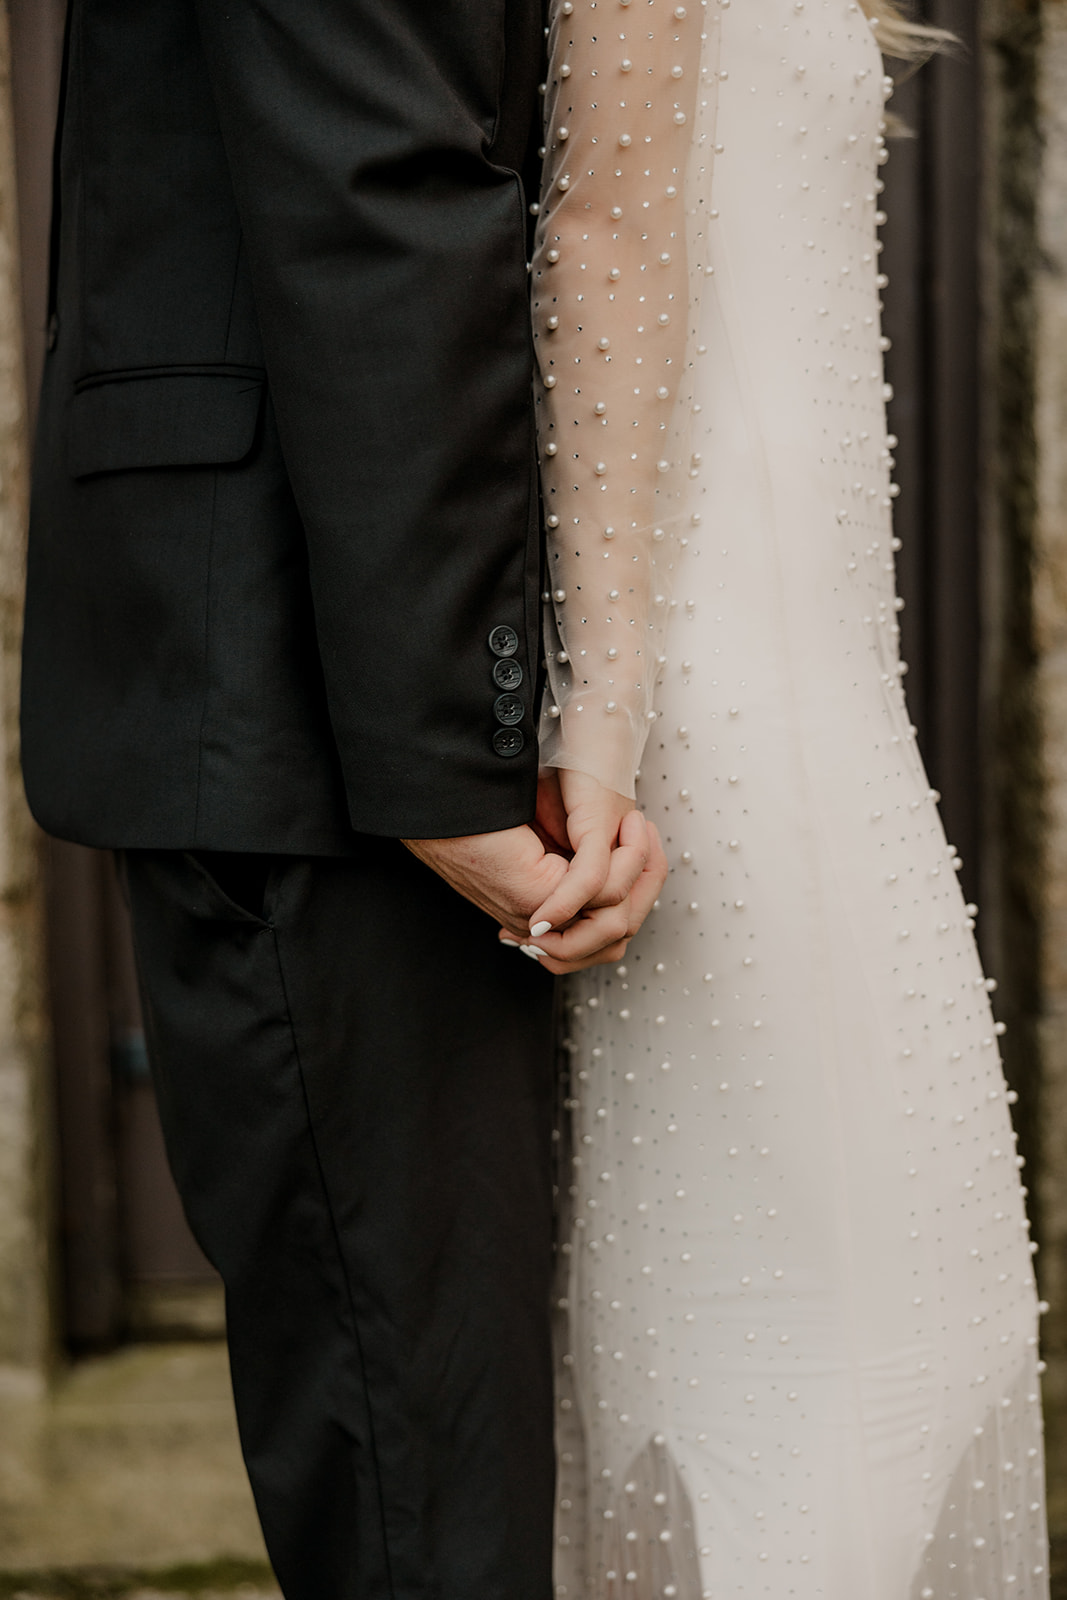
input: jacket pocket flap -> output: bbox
[69,369,265,478]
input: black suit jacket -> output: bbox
[21,0,545,849]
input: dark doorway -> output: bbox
[880,3,984,914]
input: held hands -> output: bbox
[402,768,668,975]
[516,768,667,972]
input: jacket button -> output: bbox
[488,624,520,658]
[493,727,525,758]
[492,657,524,691]
[493,693,525,727]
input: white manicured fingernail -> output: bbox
[530,920,553,937]
[520,944,543,961]
[500,938,521,948]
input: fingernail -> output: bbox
[530,920,553,937]
[500,938,521,948]
[519,944,543,961]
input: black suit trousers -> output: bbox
[122,844,556,1600]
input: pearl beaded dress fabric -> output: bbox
[531,1,1051,1596]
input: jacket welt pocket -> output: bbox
[68,367,266,478]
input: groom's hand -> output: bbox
[402,820,570,943]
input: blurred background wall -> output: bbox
[0,0,1064,1585]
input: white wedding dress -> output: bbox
[530,1,1051,1595]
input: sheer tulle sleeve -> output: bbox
[532,0,714,798]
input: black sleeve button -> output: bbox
[493,693,525,727]
[492,727,525,758]
[492,657,524,691]
[488,624,520,658]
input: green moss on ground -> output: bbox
[0,1558,276,1598]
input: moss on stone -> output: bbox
[0,1559,277,1598]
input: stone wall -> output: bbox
[0,0,50,1401]
[1031,0,1067,1545]
[985,0,1067,1554]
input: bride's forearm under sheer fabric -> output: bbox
[531,0,704,799]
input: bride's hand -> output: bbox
[498,768,669,974]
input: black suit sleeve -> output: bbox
[191,0,543,839]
